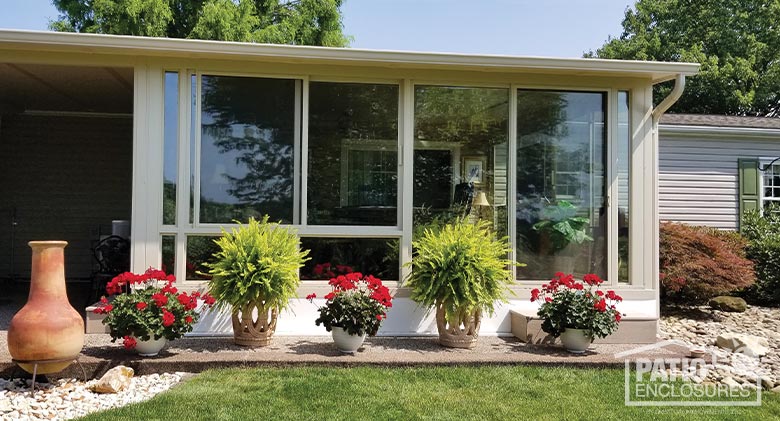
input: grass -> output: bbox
[79,366,780,421]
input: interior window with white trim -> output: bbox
[763,162,780,213]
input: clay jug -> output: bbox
[8,241,85,374]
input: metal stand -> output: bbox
[11,355,87,393]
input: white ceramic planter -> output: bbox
[560,328,592,353]
[133,336,167,357]
[331,327,366,354]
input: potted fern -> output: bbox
[405,218,516,348]
[204,216,309,347]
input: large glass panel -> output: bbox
[412,86,509,237]
[186,235,220,281]
[617,91,630,283]
[300,237,400,281]
[161,235,175,275]
[163,72,178,225]
[190,74,197,224]
[516,91,607,280]
[308,82,399,225]
[199,75,297,223]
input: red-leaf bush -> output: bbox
[659,222,755,303]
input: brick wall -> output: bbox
[0,114,132,280]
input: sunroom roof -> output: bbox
[0,29,699,82]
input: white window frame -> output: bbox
[759,159,780,213]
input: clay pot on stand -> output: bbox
[8,241,85,374]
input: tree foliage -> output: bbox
[588,0,780,116]
[50,0,351,46]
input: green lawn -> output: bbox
[80,366,780,421]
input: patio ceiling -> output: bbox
[0,63,133,115]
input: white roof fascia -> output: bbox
[0,29,699,81]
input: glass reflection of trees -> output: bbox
[516,91,607,280]
[308,82,399,226]
[199,75,296,224]
[413,86,509,236]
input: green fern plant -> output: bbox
[204,216,309,313]
[405,218,517,322]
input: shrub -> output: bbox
[659,222,755,303]
[741,206,780,304]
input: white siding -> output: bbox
[659,129,780,230]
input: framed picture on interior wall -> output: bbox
[463,156,486,184]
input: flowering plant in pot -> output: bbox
[307,272,393,353]
[92,268,215,356]
[531,272,623,353]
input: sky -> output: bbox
[0,0,634,58]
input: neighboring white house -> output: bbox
[0,30,699,340]
[659,114,780,230]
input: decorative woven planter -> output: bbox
[231,300,278,347]
[435,303,481,349]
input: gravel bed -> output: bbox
[660,305,780,390]
[0,373,183,420]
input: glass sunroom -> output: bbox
[0,30,698,338]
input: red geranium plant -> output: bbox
[93,268,215,349]
[307,272,393,336]
[531,272,624,341]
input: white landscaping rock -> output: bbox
[90,365,135,394]
[0,373,183,421]
[716,333,769,358]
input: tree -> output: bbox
[588,0,780,117]
[50,0,350,47]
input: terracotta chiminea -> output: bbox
[8,241,85,374]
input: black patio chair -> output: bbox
[87,235,130,305]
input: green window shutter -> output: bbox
[738,158,761,231]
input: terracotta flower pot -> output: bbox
[8,241,85,374]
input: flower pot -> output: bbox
[8,241,85,374]
[232,300,278,347]
[560,328,592,353]
[435,303,481,349]
[133,336,167,357]
[331,326,366,354]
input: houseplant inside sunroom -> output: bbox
[531,272,624,353]
[405,218,516,348]
[93,268,215,356]
[307,272,393,353]
[532,200,593,273]
[204,216,309,347]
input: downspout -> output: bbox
[650,74,686,330]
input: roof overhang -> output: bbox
[660,124,780,140]
[0,29,699,82]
